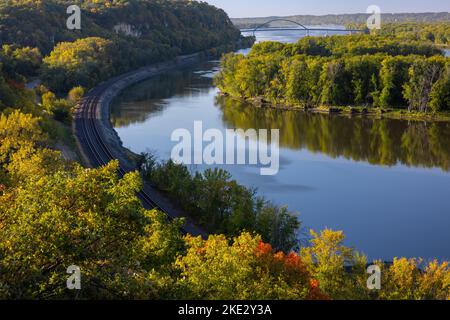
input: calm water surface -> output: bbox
[111,30,450,261]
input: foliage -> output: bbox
[41,89,76,122]
[378,258,450,300]
[175,233,323,300]
[0,45,42,79]
[378,56,414,107]
[67,86,85,103]
[0,0,250,93]
[301,229,368,299]
[300,230,450,300]
[0,120,184,299]
[0,110,448,299]
[141,156,300,252]
[0,6,449,299]
[0,62,35,112]
[216,34,450,112]
[430,64,450,112]
[370,22,450,47]
[42,37,116,92]
[404,57,447,112]
[0,110,46,168]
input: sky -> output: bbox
[204,0,450,18]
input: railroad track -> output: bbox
[75,84,207,238]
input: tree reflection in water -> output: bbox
[111,60,450,172]
[216,95,450,171]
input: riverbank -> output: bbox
[73,52,215,238]
[221,93,450,122]
[73,49,301,243]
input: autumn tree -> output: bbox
[300,229,368,299]
[41,37,117,93]
[175,233,325,300]
[0,110,46,168]
[0,160,185,299]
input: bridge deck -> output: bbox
[240,27,365,33]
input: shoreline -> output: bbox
[73,52,213,237]
[74,53,206,169]
[219,93,450,122]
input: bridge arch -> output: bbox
[252,19,309,36]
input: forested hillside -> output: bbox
[0,45,41,111]
[1,0,242,55]
[0,0,251,92]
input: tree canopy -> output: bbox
[215,35,450,112]
[0,109,448,300]
[0,0,252,93]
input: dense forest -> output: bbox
[0,0,244,55]
[215,35,450,113]
[346,22,450,47]
[232,12,450,29]
[0,1,449,300]
[0,0,252,92]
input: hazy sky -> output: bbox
[204,0,450,18]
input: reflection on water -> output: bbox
[112,63,450,173]
[111,31,450,261]
[111,64,218,127]
[217,96,450,171]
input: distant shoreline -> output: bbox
[232,12,450,28]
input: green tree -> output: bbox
[430,63,450,112]
[300,229,368,299]
[255,202,301,252]
[403,56,446,112]
[320,59,352,106]
[379,56,412,108]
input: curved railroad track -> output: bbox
[75,74,207,238]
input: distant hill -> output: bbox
[0,0,251,93]
[232,12,450,29]
[0,0,242,55]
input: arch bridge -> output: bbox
[240,18,367,37]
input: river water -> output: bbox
[111,30,450,261]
